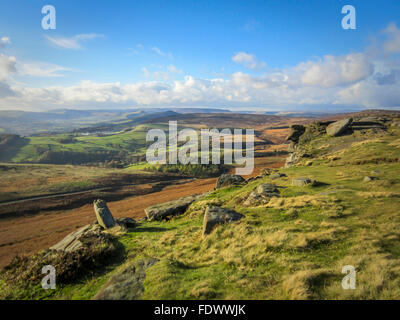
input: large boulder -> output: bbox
[286,125,306,143]
[202,206,244,235]
[326,118,353,137]
[94,199,115,229]
[50,224,103,252]
[292,177,316,187]
[215,174,246,189]
[243,183,280,207]
[145,194,202,221]
[93,258,158,300]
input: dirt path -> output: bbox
[0,178,216,268]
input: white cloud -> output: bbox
[0,54,16,80]
[0,54,16,98]
[45,33,104,50]
[0,37,11,48]
[168,64,183,74]
[383,22,400,54]
[18,62,71,77]
[232,52,266,71]
[152,46,165,56]
[298,53,374,87]
[1,23,400,111]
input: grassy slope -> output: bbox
[3,125,400,300]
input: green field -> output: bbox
[3,124,169,164]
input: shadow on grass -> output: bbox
[133,226,173,233]
[0,136,30,162]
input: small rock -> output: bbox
[260,168,272,176]
[202,206,244,235]
[145,194,202,221]
[215,174,246,189]
[243,183,280,206]
[116,217,137,228]
[94,199,115,229]
[270,172,286,179]
[326,118,353,137]
[363,176,377,182]
[292,177,316,187]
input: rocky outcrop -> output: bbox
[202,206,244,235]
[292,177,316,187]
[215,174,246,189]
[145,194,202,221]
[94,199,115,229]
[326,118,353,137]
[243,183,280,207]
[94,258,158,300]
[285,125,307,168]
[286,125,306,143]
[351,117,386,131]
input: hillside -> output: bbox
[1,112,400,300]
[0,124,167,164]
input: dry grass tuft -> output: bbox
[282,269,331,299]
[266,195,335,209]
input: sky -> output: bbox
[0,0,399,112]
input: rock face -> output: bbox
[215,174,246,189]
[351,117,385,130]
[94,258,158,300]
[50,224,103,252]
[243,183,280,207]
[292,177,316,187]
[202,206,243,235]
[286,125,306,143]
[326,118,353,137]
[94,199,115,229]
[145,194,202,221]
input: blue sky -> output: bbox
[0,0,399,111]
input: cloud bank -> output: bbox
[1,24,400,111]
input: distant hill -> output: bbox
[0,108,230,135]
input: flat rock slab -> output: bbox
[203,206,244,235]
[215,174,246,189]
[93,258,158,300]
[145,194,202,221]
[94,199,115,229]
[50,224,103,252]
[292,177,316,187]
[326,118,353,137]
